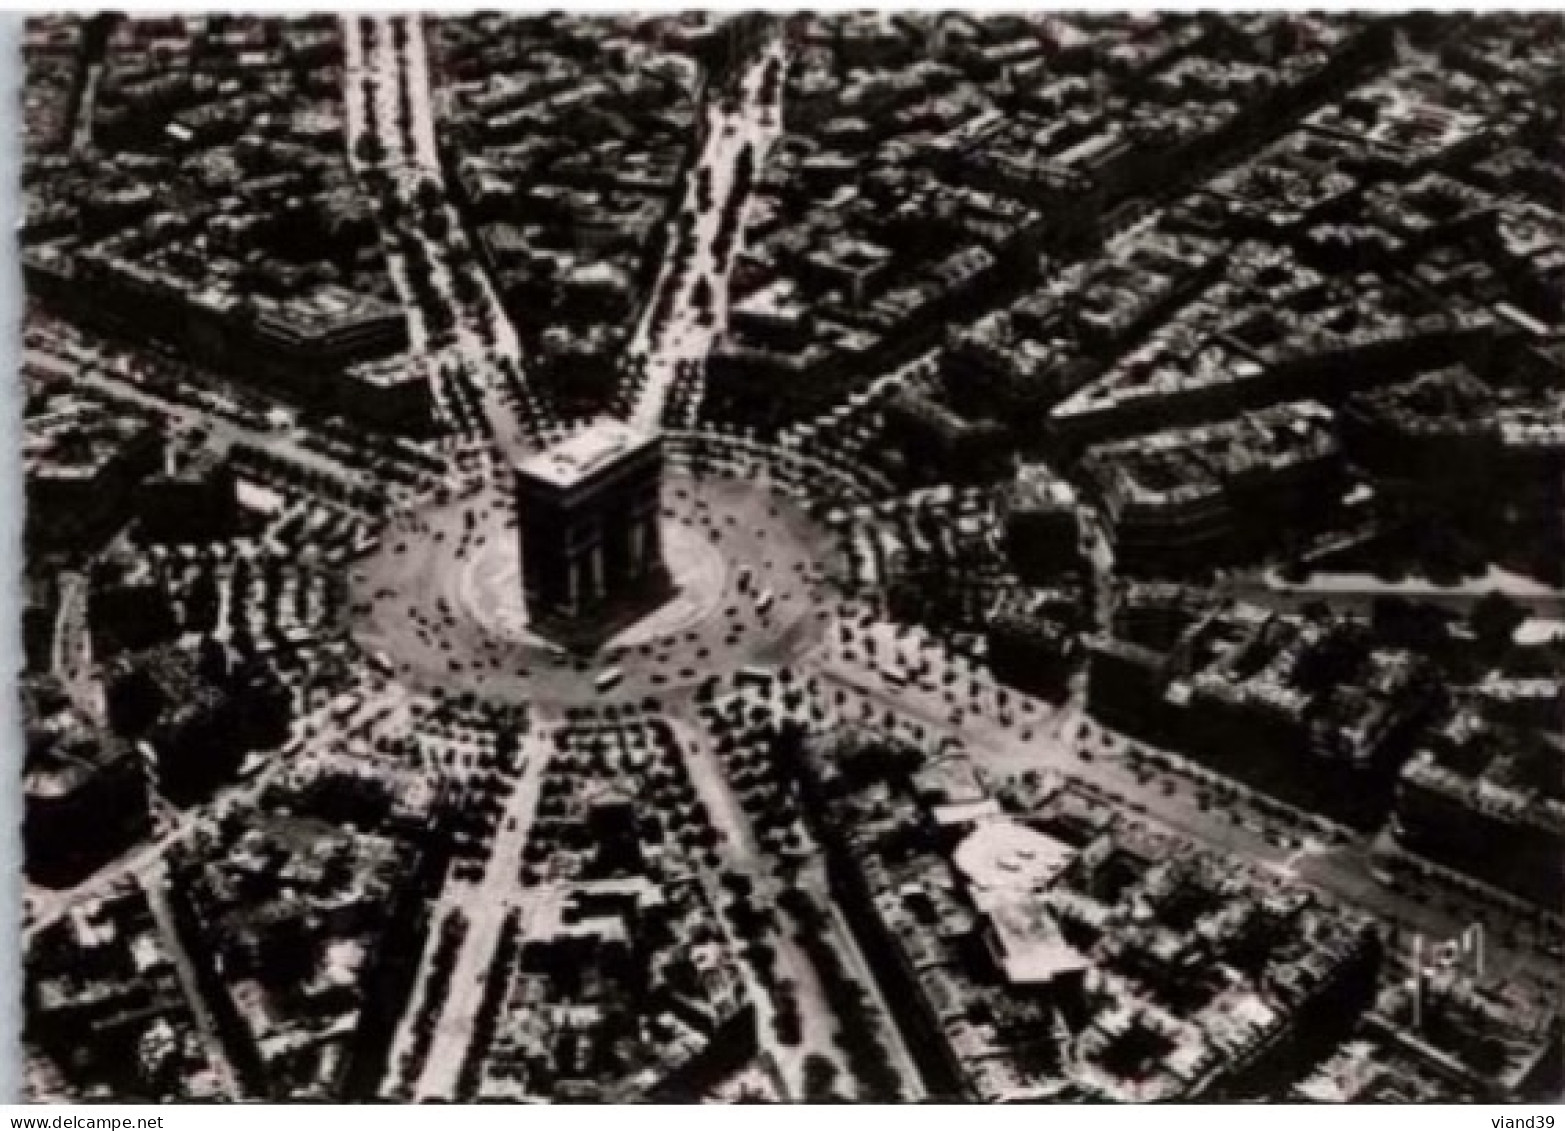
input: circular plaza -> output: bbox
[350,464,840,709]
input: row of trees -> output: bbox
[779,886,904,1101]
[454,909,523,1101]
[353,18,532,441]
[711,142,756,265]
[704,699,814,865]
[390,909,469,1100]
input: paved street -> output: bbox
[25,346,379,495]
[627,37,787,430]
[143,864,245,1099]
[667,711,925,1101]
[50,570,104,725]
[1231,565,1565,620]
[26,678,411,939]
[353,471,831,708]
[412,725,552,1100]
[803,622,1563,994]
[343,15,543,455]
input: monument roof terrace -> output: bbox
[513,418,658,492]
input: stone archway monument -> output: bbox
[511,418,673,647]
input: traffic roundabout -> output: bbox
[350,466,841,709]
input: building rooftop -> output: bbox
[985,897,1091,986]
[953,817,1078,902]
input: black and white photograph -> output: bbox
[13,10,1565,1105]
